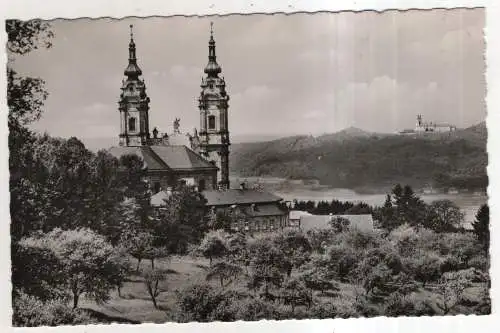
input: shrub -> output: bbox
[309,302,338,319]
[13,291,94,327]
[384,292,435,317]
[235,298,281,321]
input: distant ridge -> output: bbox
[230,122,488,192]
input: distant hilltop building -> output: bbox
[399,115,457,135]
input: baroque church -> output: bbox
[108,24,229,192]
[108,24,289,231]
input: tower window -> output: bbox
[129,117,136,132]
[208,115,216,130]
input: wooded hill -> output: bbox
[230,122,488,192]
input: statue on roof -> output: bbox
[173,118,180,134]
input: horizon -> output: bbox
[8,9,486,149]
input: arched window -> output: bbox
[129,117,136,132]
[208,115,216,130]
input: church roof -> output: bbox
[108,145,217,172]
[149,145,216,171]
[203,189,283,206]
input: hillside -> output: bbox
[230,123,488,192]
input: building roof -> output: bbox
[299,214,374,232]
[241,203,287,217]
[289,210,313,220]
[108,145,217,172]
[202,189,283,206]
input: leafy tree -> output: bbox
[444,232,482,267]
[472,204,489,252]
[329,216,351,233]
[392,184,426,226]
[19,228,125,309]
[436,271,473,314]
[281,278,313,314]
[13,291,93,327]
[155,186,209,253]
[299,265,339,296]
[273,230,312,276]
[425,199,465,232]
[198,231,228,266]
[306,228,334,253]
[176,283,226,322]
[206,260,242,288]
[325,244,358,282]
[378,193,400,231]
[142,268,168,309]
[248,238,288,297]
[362,263,392,295]
[121,230,157,271]
[8,20,53,240]
[412,253,442,287]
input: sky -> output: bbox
[9,8,486,149]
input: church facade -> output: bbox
[108,25,220,192]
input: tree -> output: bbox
[325,244,358,282]
[176,283,226,322]
[329,216,351,233]
[122,230,156,272]
[13,291,93,327]
[392,184,426,226]
[273,230,312,276]
[299,265,339,296]
[8,20,54,240]
[425,199,464,232]
[19,228,125,309]
[206,260,242,288]
[281,278,313,314]
[436,271,473,314]
[142,268,168,309]
[472,204,489,252]
[362,263,392,295]
[155,186,209,253]
[248,238,288,297]
[378,194,400,231]
[198,231,228,266]
[412,253,442,287]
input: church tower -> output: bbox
[197,23,230,189]
[118,25,151,146]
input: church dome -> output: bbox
[204,61,221,75]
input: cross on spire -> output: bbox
[210,21,214,36]
[130,24,134,41]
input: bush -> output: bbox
[236,298,281,321]
[384,293,435,317]
[13,291,94,327]
[309,302,338,319]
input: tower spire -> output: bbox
[124,24,142,78]
[204,22,221,77]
